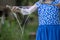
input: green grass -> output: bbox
[0,14,38,40]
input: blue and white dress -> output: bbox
[35,0,60,40]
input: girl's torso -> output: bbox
[36,2,60,25]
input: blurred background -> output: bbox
[0,0,38,40]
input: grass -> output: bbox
[0,13,38,40]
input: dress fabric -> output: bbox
[36,25,60,40]
[35,0,60,40]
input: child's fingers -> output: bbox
[12,6,21,13]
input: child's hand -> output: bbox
[11,6,21,13]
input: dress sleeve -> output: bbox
[52,0,60,5]
[35,1,41,8]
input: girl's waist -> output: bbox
[38,23,60,26]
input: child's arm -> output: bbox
[20,4,37,15]
[56,3,60,7]
[12,4,37,15]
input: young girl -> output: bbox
[12,0,60,40]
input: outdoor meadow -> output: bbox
[0,0,38,40]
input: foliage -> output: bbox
[0,0,38,40]
[16,0,37,6]
[0,12,38,40]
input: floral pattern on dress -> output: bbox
[36,0,60,25]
